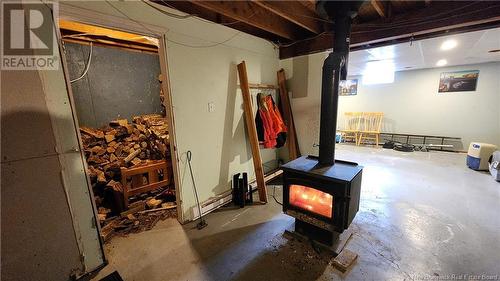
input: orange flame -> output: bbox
[289,184,333,218]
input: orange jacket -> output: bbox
[258,95,287,148]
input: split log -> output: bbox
[124,148,141,163]
[106,180,123,193]
[146,198,162,209]
[98,213,107,222]
[110,119,128,127]
[96,170,107,184]
[105,134,115,143]
[131,158,142,166]
[137,204,176,214]
[120,201,145,217]
[100,219,119,242]
[80,127,104,139]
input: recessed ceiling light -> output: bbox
[436,59,447,67]
[441,40,457,51]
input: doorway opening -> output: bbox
[59,19,181,243]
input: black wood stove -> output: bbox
[281,157,362,246]
[281,1,364,247]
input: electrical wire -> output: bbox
[271,185,283,206]
[276,2,500,48]
[356,2,478,28]
[106,0,160,36]
[351,4,500,35]
[70,42,93,83]
[141,0,196,19]
[166,32,241,48]
[145,0,279,49]
[152,0,332,26]
[106,0,242,48]
[145,0,257,27]
[277,32,329,48]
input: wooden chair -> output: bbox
[120,160,170,208]
[357,112,384,146]
[338,112,362,145]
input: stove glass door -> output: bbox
[289,184,333,219]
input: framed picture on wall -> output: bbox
[438,70,479,93]
[339,79,358,96]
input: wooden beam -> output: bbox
[59,19,159,46]
[252,0,323,34]
[280,1,500,59]
[370,0,386,18]
[159,1,289,43]
[188,1,305,40]
[237,61,268,203]
[277,69,300,161]
[62,38,158,55]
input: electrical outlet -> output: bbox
[208,102,215,112]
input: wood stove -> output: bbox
[282,156,362,246]
[281,1,364,247]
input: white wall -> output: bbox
[343,62,500,149]
[280,53,326,156]
[1,62,93,280]
[281,54,500,155]
[60,1,280,222]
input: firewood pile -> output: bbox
[81,114,169,176]
[80,114,176,241]
[101,201,177,242]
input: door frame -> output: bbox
[57,1,184,235]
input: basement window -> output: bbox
[362,60,395,85]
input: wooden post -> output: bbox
[277,69,300,160]
[237,61,268,203]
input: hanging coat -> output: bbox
[255,94,287,148]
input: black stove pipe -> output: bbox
[318,2,353,166]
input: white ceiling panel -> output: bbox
[347,27,500,76]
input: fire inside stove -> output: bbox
[289,184,333,219]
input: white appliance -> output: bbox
[467,142,497,171]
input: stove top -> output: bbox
[281,156,363,183]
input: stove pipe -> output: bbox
[318,2,354,166]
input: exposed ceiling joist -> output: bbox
[370,0,386,18]
[252,0,324,34]
[185,0,309,40]
[159,1,287,43]
[279,1,500,59]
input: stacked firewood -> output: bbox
[81,114,169,180]
[80,114,174,238]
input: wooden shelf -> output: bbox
[238,83,278,90]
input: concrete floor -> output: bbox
[93,146,500,281]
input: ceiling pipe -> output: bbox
[317,1,362,166]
